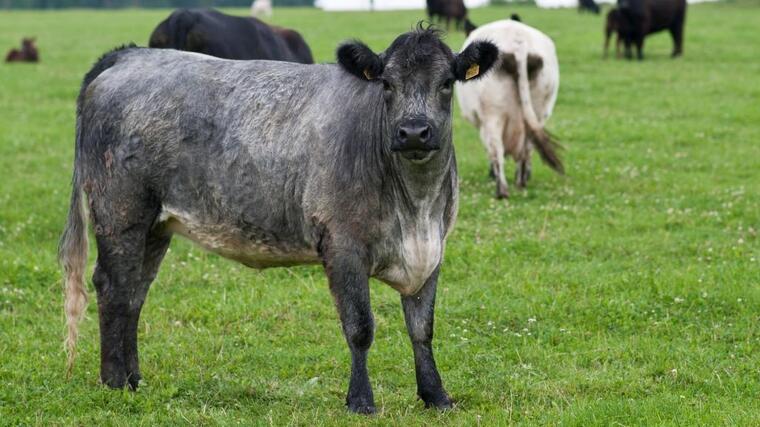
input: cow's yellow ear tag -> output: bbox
[363,69,373,80]
[465,64,480,80]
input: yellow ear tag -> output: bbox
[363,69,373,80]
[465,64,480,80]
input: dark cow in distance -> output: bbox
[578,0,601,14]
[5,38,38,63]
[426,0,472,31]
[615,0,687,60]
[60,27,498,413]
[149,8,313,63]
[604,8,624,58]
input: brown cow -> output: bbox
[5,38,39,63]
[604,8,624,58]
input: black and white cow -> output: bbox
[60,27,498,413]
[149,8,313,63]
[457,20,563,199]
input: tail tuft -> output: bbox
[527,127,565,174]
[59,173,89,377]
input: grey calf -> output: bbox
[60,28,497,413]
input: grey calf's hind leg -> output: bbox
[91,202,168,390]
[93,232,146,389]
[401,266,452,409]
[123,228,172,388]
[324,247,376,414]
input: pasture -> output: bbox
[1,2,759,425]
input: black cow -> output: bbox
[579,0,601,14]
[60,27,498,414]
[149,8,313,63]
[615,0,687,60]
[426,0,469,31]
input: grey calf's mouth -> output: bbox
[400,149,436,163]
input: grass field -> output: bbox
[1,2,759,425]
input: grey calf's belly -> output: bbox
[159,205,319,269]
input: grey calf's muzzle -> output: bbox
[391,119,440,156]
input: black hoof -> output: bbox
[347,403,376,415]
[420,391,453,410]
[101,364,140,390]
[101,373,127,389]
[126,372,141,390]
[347,392,376,415]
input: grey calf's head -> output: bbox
[337,25,498,163]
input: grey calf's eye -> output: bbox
[441,78,454,93]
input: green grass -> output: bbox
[1,3,759,425]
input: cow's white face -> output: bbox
[337,27,498,164]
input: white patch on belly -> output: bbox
[158,206,318,268]
[379,220,442,296]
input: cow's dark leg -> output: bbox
[488,164,496,179]
[635,36,644,60]
[401,266,452,409]
[603,28,611,58]
[516,155,532,189]
[122,227,172,389]
[670,24,684,57]
[515,160,526,189]
[324,246,375,414]
[91,195,163,390]
[514,132,532,189]
[624,39,633,59]
[93,234,146,389]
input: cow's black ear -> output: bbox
[453,40,499,82]
[337,40,384,81]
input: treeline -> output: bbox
[1,0,312,9]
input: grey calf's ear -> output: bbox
[337,40,384,81]
[453,41,499,82]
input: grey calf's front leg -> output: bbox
[325,249,376,414]
[401,266,452,409]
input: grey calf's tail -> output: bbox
[58,169,88,377]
